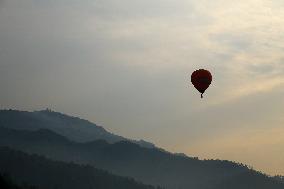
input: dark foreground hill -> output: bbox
[0,173,37,189]
[0,109,155,148]
[0,127,283,189]
[0,147,160,189]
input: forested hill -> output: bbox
[0,127,283,189]
[0,147,161,189]
[0,174,37,189]
[273,176,284,184]
[0,109,155,148]
[211,171,284,189]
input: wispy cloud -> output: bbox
[206,76,284,106]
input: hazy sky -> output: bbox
[1,0,284,175]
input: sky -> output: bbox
[0,0,284,175]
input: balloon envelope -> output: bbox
[191,69,212,98]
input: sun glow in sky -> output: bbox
[0,0,284,175]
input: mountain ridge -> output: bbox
[0,126,283,189]
[0,109,155,148]
[0,146,161,189]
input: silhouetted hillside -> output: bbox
[0,147,160,189]
[212,171,284,189]
[0,109,155,148]
[0,174,37,189]
[273,175,284,184]
[0,127,283,189]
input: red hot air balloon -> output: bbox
[191,69,212,98]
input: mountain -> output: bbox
[0,147,161,189]
[211,171,284,189]
[273,176,284,184]
[0,173,37,189]
[0,127,283,189]
[0,109,155,148]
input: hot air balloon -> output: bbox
[191,69,212,98]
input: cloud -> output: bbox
[0,0,5,10]
[206,75,284,106]
[1,0,284,175]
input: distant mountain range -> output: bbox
[0,147,160,189]
[0,109,155,148]
[0,109,283,189]
[0,126,283,189]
